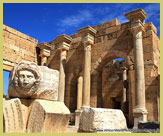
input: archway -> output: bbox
[91,50,132,126]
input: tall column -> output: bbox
[58,49,67,102]
[83,43,91,107]
[75,76,83,127]
[78,26,96,108]
[121,67,127,112]
[77,76,83,110]
[37,42,51,66]
[125,8,147,128]
[54,34,72,102]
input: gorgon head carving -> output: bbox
[13,61,41,98]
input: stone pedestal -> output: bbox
[133,108,148,129]
[79,107,128,132]
[75,110,82,127]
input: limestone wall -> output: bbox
[3,25,38,71]
[47,19,160,123]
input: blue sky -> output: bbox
[3,3,160,95]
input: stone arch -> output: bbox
[92,50,133,73]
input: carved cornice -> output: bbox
[53,34,72,51]
[78,26,96,46]
[124,8,147,24]
[39,49,50,57]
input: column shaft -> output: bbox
[77,76,83,110]
[58,50,67,102]
[133,31,146,109]
[41,56,47,66]
[82,45,91,107]
[121,69,127,112]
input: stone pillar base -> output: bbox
[133,108,148,129]
[75,110,82,127]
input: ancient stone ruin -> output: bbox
[3,60,70,133]
[3,8,160,133]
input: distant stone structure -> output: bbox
[3,61,70,133]
[3,8,160,130]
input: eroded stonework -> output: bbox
[8,60,59,100]
[79,107,128,132]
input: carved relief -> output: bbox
[8,60,59,100]
[12,61,41,98]
[107,32,117,40]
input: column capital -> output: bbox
[131,25,144,34]
[130,25,144,40]
[124,8,147,26]
[78,26,97,45]
[40,48,50,58]
[37,42,51,57]
[37,42,51,50]
[54,34,72,51]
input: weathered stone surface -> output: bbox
[27,100,70,133]
[79,108,127,132]
[3,24,37,71]
[3,98,26,133]
[8,60,59,100]
[3,7,160,126]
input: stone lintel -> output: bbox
[37,42,51,50]
[54,34,72,45]
[40,48,51,57]
[78,26,97,36]
[124,8,147,23]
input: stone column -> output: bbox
[83,43,91,107]
[78,26,96,108]
[54,34,72,102]
[75,76,83,127]
[77,76,83,110]
[40,49,50,66]
[58,49,67,102]
[125,8,147,128]
[121,67,127,112]
[37,42,51,66]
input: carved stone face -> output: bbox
[18,70,36,89]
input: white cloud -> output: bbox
[57,9,93,32]
[56,3,160,33]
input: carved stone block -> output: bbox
[79,107,128,132]
[8,60,59,100]
[3,98,26,133]
[26,100,70,133]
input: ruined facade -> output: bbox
[3,9,160,128]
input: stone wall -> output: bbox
[47,19,160,123]
[3,12,160,124]
[3,25,38,71]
